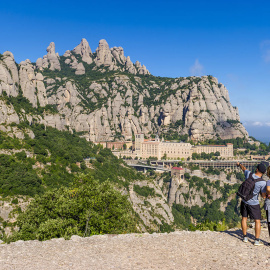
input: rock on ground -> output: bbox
[0,229,269,269]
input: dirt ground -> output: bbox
[0,228,269,270]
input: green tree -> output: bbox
[192,153,199,160]
[8,174,137,242]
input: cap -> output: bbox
[257,163,266,174]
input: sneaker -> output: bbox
[254,240,263,246]
[243,236,248,243]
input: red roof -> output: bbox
[172,167,184,170]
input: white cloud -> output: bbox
[190,59,204,76]
[243,121,270,127]
[260,40,270,63]
[252,121,263,126]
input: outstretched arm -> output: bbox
[237,162,247,172]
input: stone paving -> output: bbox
[0,228,269,269]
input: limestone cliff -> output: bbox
[0,39,248,141]
[167,169,238,207]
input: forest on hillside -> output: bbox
[0,123,262,242]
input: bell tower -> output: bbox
[135,133,144,156]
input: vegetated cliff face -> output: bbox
[128,179,174,231]
[0,39,248,142]
[167,169,238,208]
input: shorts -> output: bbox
[240,201,261,220]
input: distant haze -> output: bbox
[244,125,270,144]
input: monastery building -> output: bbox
[135,134,233,159]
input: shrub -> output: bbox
[11,198,19,204]
[133,185,155,197]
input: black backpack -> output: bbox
[237,173,264,201]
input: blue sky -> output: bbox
[1,0,270,142]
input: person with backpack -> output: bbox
[236,162,267,246]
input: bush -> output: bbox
[162,172,171,183]
[11,198,19,204]
[189,219,228,232]
[133,185,155,197]
[15,151,27,160]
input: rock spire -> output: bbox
[73,38,92,64]
[36,42,61,71]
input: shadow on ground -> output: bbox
[222,229,269,245]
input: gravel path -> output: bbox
[0,228,269,270]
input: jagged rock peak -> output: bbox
[46,42,61,71]
[0,51,19,97]
[95,39,114,67]
[20,59,32,66]
[72,38,92,64]
[63,50,71,57]
[3,51,15,59]
[125,56,136,74]
[139,64,150,75]
[135,61,142,68]
[33,38,150,75]
[98,39,110,50]
[111,46,126,64]
[134,61,150,75]
[2,51,20,85]
[47,42,56,54]
[36,42,61,71]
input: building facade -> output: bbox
[94,141,133,150]
[160,142,192,160]
[192,143,233,158]
[135,134,234,159]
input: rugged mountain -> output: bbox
[0,39,248,142]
